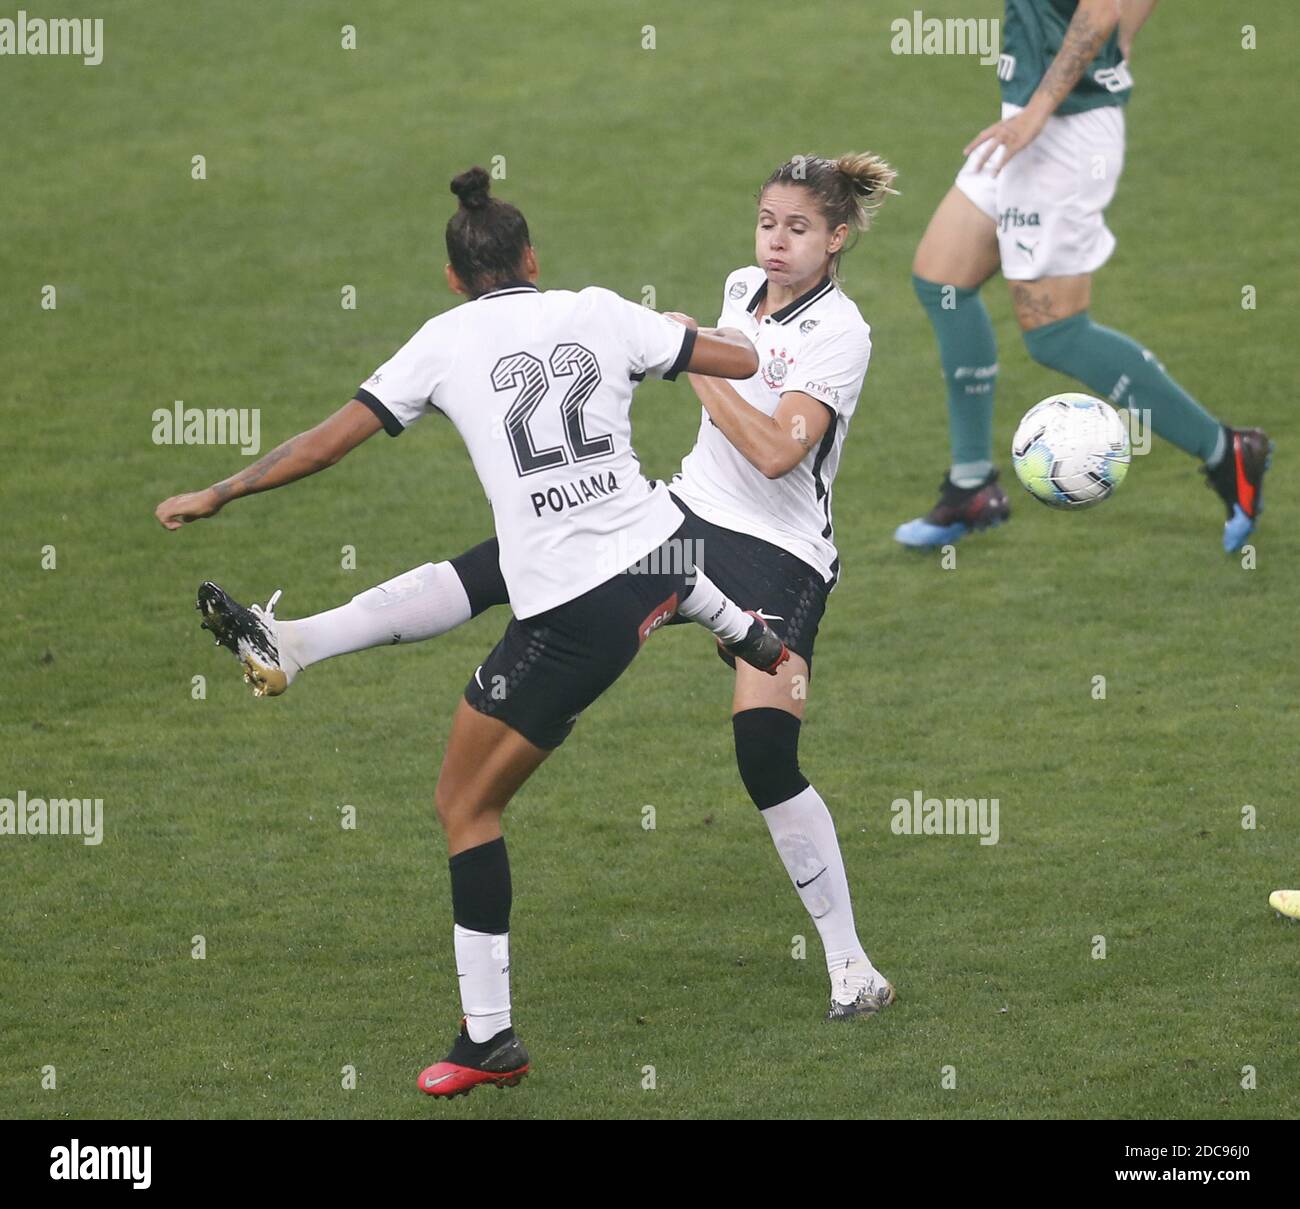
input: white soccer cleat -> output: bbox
[196,581,301,697]
[1269,890,1300,921]
[827,958,896,1021]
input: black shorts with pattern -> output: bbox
[463,530,692,750]
[666,493,831,671]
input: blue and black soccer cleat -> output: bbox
[1204,426,1273,553]
[894,469,1011,548]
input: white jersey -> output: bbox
[671,266,872,584]
[356,282,695,618]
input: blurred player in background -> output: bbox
[179,153,902,1031]
[156,167,793,1097]
[895,0,1272,553]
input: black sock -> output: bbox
[449,836,512,934]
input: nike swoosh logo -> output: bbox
[796,867,827,889]
[424,1073,456,1088]
[757,610,784,622]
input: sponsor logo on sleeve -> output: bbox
[802,380,840,407]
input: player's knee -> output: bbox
[450,539,508,617]
[433,778,457,832]
[1022,310,1091,371]
[732,707,809,810]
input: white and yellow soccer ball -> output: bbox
[1011,392,1131,509]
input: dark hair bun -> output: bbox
[450,166,492,211]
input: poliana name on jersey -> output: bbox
[529,470,618,517]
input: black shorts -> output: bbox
[667,494,830,670]
[463,530,693,750]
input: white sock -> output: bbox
[761,785,879,982]
[950,460,993,489]
[676,568,751,644]
[453,924,512,1042]
[277,561,471,670]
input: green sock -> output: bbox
[1022,312,1223,463]
[912,274,998,485]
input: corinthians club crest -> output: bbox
[761,347,794,390]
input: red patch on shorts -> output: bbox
[638,593,679,645]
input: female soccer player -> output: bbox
[895,0,1271,553]
[189,153,902,1043]
[155,167,792,1097]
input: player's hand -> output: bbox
[663,311,699,331]
[963,107,1049,176]
[155,487,223,530]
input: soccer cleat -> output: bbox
[418,1019,530,1098]
[1203,426,1273,553]
[894,469,1011,548]
[1269,890,1300,921]
[196,581,299,697]
[717,611,790,675]
[827,960,896,1022]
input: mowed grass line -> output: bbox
[1,1,1296,1118]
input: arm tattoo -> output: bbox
[1039,9,1110,105]
[213,438,299,501]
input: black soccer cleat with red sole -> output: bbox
[418,1019,530,1099]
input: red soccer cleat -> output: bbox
[418,1019,530,1099]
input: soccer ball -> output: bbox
[1011,393,1131,509]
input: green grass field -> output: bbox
[2,1,1297,1120]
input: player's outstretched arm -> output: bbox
[663,312,759,379]
[154,399,383,530]
[966,0,1121,174]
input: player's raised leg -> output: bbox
[732,658,894,1021]
[896,187,1010,548]
[196,540,508,697]
[1011,273,1273,552]
[198,536,785,695]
